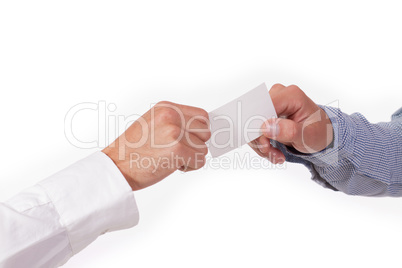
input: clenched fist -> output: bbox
[103,101,211,190]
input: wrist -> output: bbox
[101,147,138,191]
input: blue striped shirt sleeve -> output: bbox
[275,106,402,197]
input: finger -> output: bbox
[265,146,286,164]
[248,140,265,157]
[262,118,300,144]
[269,83,286,94]
[185,115,211,142]
[248,139,286,164]
[154,103,210,142]
[248,137,270,155]
[185,113,209,126]
[255,136,271,154]
[182,132,209,154]
[269,85,301,117]
[269,85,317,120]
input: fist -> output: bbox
[103,101,211,190]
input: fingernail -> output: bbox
[265,120,280,137]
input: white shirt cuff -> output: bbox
[38,151,139,254]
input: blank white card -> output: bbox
[208,83,277,158]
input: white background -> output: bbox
[1,1,402,267]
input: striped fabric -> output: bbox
[275,106,402,197]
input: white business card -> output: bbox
[208,83,277,157]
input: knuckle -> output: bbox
[156,100,172,106]
[286,85,303,95]
[270,83,285,92]
[157,107,178,123]
[166,124,182,140]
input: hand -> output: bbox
[249,84,333,164]
[102,101,211,191]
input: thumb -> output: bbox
[261,118,300,144]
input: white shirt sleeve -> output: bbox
[0,152,139,268]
